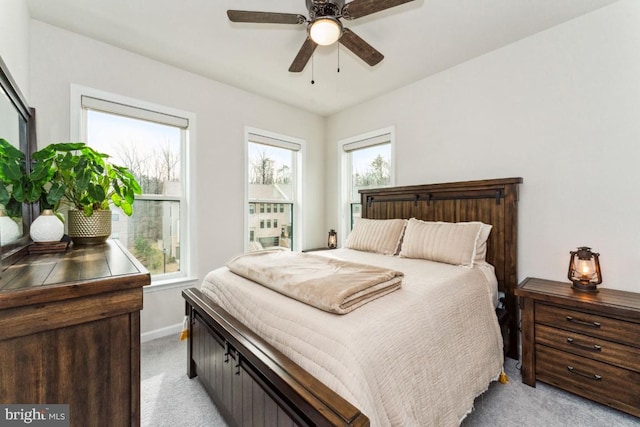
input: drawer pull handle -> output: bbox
[567,366,602,381]
[566,316,601,328]
[566,337,602,351]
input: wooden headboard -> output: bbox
[360,177,522,360]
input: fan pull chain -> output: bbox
[311,54,315,85]
[337,44,340,73]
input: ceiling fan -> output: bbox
[227,0,416,72]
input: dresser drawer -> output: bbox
[536,303,640,347]
[535,324,640,373]
[536,345,640,416]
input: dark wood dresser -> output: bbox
[0,240,150,426]
[516,277,640,417]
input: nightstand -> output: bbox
[515,277,640,417]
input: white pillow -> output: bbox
[399,219,491,267]
[344,218,407,255]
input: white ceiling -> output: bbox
[26,0,620,116]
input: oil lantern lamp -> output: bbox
[328,229,337,249]
[567,246,602,293]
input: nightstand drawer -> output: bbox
[535,324,640,373]
[536,345,640,414]
[536,303,640,347]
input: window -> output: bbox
[72,86,194,283]
[246,128,303,252]
[340,127,394,242]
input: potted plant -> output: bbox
[32,142,142,244]
[0,138,69,244]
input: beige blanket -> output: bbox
[226,249,403,314]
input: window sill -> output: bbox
[144,276,199,293]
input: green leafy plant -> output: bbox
[32,142,142,217]
[0,138,40,217]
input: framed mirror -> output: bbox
[0,55,36,262]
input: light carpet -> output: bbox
[141,335,639,426]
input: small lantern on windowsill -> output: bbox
[567,246,602,293]
[328,229,337,249]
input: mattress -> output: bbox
[200,248,504,426]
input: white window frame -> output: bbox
[338,126,395,246]
[70,84,197,288]
[244,127,304,252]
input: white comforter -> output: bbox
[201,248,504,426]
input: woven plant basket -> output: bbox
[67,209,112,245]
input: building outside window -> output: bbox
[246,128,303,252]
[72,86,194,283]
[340,127,394,242]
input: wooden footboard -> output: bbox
[183,288,370,427]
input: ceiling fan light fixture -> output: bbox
[309,17,343,46]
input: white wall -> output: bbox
[0,0,31,100]
[29,20,326,336]
[326,0,640,293]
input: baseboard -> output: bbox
[141,322,182,343]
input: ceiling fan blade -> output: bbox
[227,10,306,25]
[289,38,318,72]
[339,28,383,66]
[342,0,415,20]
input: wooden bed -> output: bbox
[182,177,522,426]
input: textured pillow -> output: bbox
[473,223,493,264]
[399,219,491,267]
[344,218,407,255]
